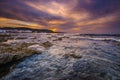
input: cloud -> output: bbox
[48,20,67,25]
[76,15,117,26]
[0,0,120,33]
[25,0,89,21]
[0,17,44,29]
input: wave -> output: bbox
[86,37,120,42]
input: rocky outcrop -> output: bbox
[0,43,45,65]
[28,44,45,52]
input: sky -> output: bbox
[0,0,120,33]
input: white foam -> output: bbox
[87,37,120,42]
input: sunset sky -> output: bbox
[0,0,120,33]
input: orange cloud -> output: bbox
[76,15,117,26]
[25,1,67,16]
[72,27,80,31]
[0,17,8,21]
[48,20,66,25]
[25,1,89,21]
[0,17,43,29]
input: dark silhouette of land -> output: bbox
[0,27,54,33]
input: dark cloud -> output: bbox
[74,0,120,17]
[0,0,65,22]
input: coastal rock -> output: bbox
[0,43,45,65]
[42,41,53,48]
[0,53,20,64]
[28,44,45,53]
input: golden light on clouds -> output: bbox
[0,17,43,29]
[26,1,68,17]
[0,17,8,21]
[76,15,117,26]
[72,28,80,31]
[86,16,116,25]
[48,20,66,25]
[25,1,89,21]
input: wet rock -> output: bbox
[115,42,120,47]
[0,53,10,64]
[0,53,19,64]
[28,44,45,53]
[0,43,45,65]
[69,54,82,59]
[42,41,53,48]
[63,52,82,59]
[57,37,63,41]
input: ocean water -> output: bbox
[0,33,120,80]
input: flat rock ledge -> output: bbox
[0,43,45,65]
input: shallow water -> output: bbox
[0,34,120,80]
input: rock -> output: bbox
[42,41,53,48]
[0,53,20,64]
[28,44,45,53]
[115,42,120,46]
[0,53,11,64]
[64,52,82,59]
[0,43,45,65]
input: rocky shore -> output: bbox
[0,33,120,80]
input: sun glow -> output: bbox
[50,28,57,32]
